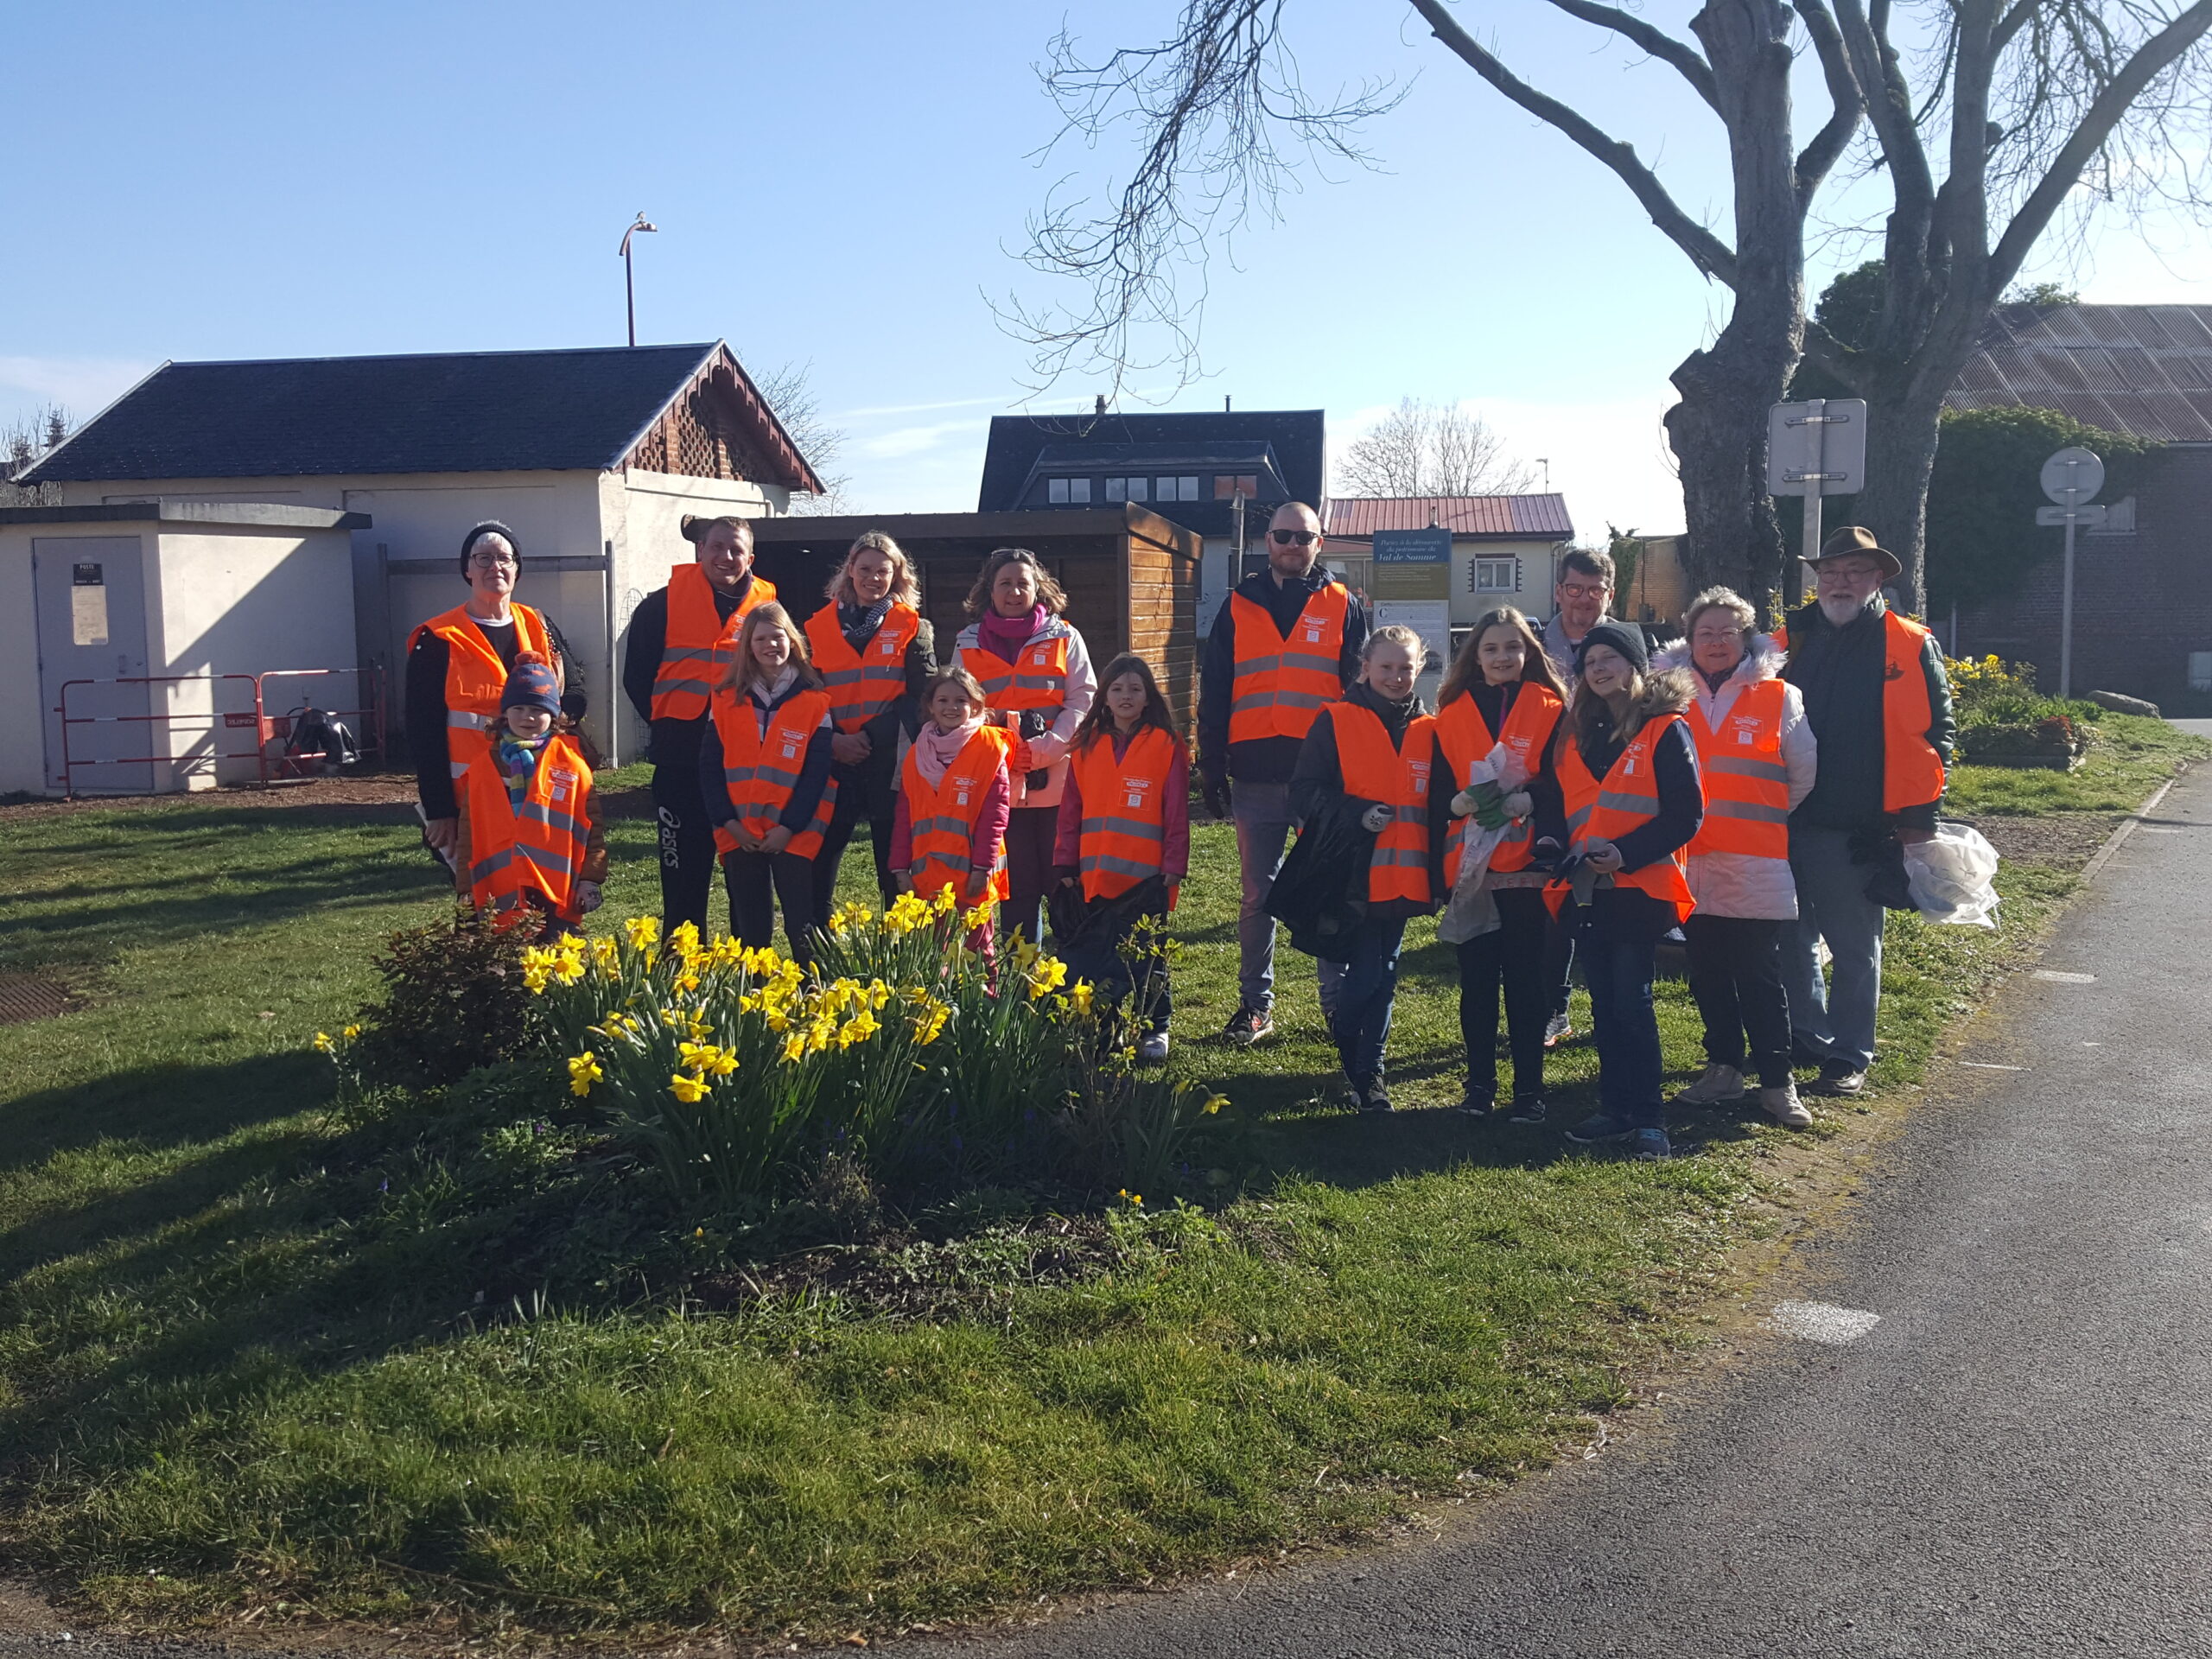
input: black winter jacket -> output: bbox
[1782,596,1954,833]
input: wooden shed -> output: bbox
[747,505,1203,730]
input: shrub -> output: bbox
[344,905,542,1090]
[1947,654,2098,765]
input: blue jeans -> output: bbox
[1231,780,1344,1019]
[1334,915,1408,1087]
[1061,906,1173,1034]
[1581,907,1665,1128]
[1783,825,1885,1071]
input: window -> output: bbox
[1047,478,1069,504]
[2190,652,2212,693]
[1047,477,1091,504]
[1070,477,1091,503]
[1214,474,1259,499]
[1156,475,1199,502]
[1127,475,1147,502]
[1471,556,1521,594]
[1103,476,1149,503]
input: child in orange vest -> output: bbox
[1052,652,1190,1064]
[455,652,607,934]
[701,603,837,963]
[892,666,1015,952]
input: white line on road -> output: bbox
[1958,1061,2024,1071]
[2032,969,2098,983]
[1767,1301,1883,1345]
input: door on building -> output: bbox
[34,537,152,794]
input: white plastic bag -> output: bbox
[1435,741,1535,945]
[1904,822,2000,928]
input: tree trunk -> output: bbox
[1667,335,1791,620]
[1853,385,1946,615]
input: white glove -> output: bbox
[1451,787,1483,818]
[1502,791,1533,820]
[575,880,604,914]
[1361,804,1393,833]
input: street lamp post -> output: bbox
[620,213,657,346]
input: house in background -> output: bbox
[976,407,1325,632]
[1944,303,2212,706]
[1618,532,1690,628]
[1323,493,1577,652]
[13,342,822,772]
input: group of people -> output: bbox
[406,500,1954,1157]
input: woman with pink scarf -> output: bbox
[891,666,1016,949]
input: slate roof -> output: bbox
[978,409,1326,508]
[1947,304,2212,442]
[1326,494,1575,540]
[17,341,820,487]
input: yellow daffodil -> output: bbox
[705,1046,738,1077]
[781,1032,808,1064]
[1203,1093,1229,1116]
[837,1009,881,1048]
[1065,979,1094,1016]
[625,915,661,951]
[669,1071,709,1103]
[1027,957,1068,1000]
[341,1023,362,1040]
[933,883,960,914]
[522,964,551,994]
[569,1052,604,1096]
[312,1031,335,1053]
[670,920,702,958]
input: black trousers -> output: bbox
[725,849,817,963]
[1001,805,1058,944]
[1455,886,1551,1104]
[652,764,718,935]
[811,766,899,927]
[1682,913,1793,1086]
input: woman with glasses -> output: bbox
[406,520,577,880]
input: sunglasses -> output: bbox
[1269,529,1319,546]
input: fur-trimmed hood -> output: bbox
[1624,664,1697,724]
[1650,632,1784,687]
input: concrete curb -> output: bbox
[2080,774,2180,887]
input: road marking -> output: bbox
[1958,1061,2023,1071]
[2139,827,2188,835]
[2032,969,2097,984]
[1767,1300,1882,1345]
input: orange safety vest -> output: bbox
[709,687,837,860]
[1227,582,1350,744]
[1433,683,1563,882]
[461,732,593,923]
[804,601,921,733]
[650,565,779,722]
[1686,678,1789,860]
[1330,701,1436,907]
[1548,714,1697,925]
[961,621,1072,719]
[1778,609,1945,813]
[1070,725,1182,903]
[901,725,1015,902]
[408,603,555,786]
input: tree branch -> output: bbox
[1405,0,1738,284]
[1541,0,1719,111]
[1800,317,1872,393]
[1792,1,1864,210]
[1986,0,2212,297]
[1834,0,1935,221]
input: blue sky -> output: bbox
[7,2,2208,538]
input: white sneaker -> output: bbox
[1676,1063,1745,1105]
[1760,1081,1815,1128]
[1137,1030,1170,1065]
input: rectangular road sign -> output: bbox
[1767,398,1868,495]
[2035,505,2109,526]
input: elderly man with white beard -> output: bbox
[1779,527,1955,1100]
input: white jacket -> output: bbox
[1656,636,1817,921]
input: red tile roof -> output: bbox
[1946,304,2212,442]
[1325,493,1574,539]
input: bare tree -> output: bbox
[2,404,71,506]
[751,359,853,516]
[1336,397,1538,497]
[1012,2,2212,612]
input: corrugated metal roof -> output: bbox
[1324,493,1575,540]
[1947,304,2212,442]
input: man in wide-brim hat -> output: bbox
[1777,524,1955,1101]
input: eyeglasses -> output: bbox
[1557,582,1609,599]
[469,554,518,570]
[1269,529,1318,546]
[1817,563,1882,582]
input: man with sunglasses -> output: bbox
[1198,500,1370,1046]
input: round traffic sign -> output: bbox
[2041,446,2105,504]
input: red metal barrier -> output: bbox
[55,667,386,799]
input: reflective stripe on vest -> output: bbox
[709,687,836,860]
[1548,714,1695,924]
[805,602,920,732]
[1226,583,1350,745]
[651,565,777,723]
[1330,701,1435,906]
[406,603,553,787]
[1687,677,1789,859]
[460,732,591,923]
[1778,610,1945,814]
[1070,725,1179,901]
[1434,683,1563,883]
[899,726,1015,902]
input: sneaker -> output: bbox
[1136,1030,1170,1066]
[1223,1006,1274,1046]
[1809,1061,1867,1098]
[1566,1112,1636,1145]
[1505,1096,1548,1125]
[1360,1081,1395,1115]
[1759,1081,1815,1128]
[1675,1063,1745,1106]
[1631,1126,1672,1161]
[1455,1085,1496,1118]
[1544,1013,1573,1049]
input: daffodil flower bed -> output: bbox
[508,888,1226,1217]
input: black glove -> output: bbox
[1019,709,1052,741]
[1202,775,1231,821]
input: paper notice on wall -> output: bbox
[71,581,110,647]
[1373,601,1450,675]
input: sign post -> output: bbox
[1370,526,1453,688]
[2037,446,2107,701]
[1768,398,1869,604]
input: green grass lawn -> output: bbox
[0,713,2198,1641]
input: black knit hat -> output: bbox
[459,520,520,579]
[1575,620,1649,677]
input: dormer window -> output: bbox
[1046,477,1093,505]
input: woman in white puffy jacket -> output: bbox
[1660,588,1818,1127]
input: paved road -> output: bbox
[899,767,2212,1659]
